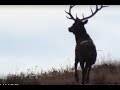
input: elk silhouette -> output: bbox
[65,5,107,85]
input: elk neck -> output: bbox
[74,29,92,45]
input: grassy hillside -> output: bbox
[0,59,120,85]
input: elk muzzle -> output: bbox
[68,27,74,32]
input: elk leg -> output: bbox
[82,69,86,85]
[75,60,79,82]
[86,66,91,84]
[80,62,86,85]
[82,62,89,85]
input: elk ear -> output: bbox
[83,20,88,24]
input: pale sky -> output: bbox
[0,5,119,75]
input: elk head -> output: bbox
[65,5,108,35]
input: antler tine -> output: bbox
[82,13,84,19]
[90,7,93,14]
[99,5,108,10]
[65,5,76,21]
[81,5,108,21]
[69,5,75,14]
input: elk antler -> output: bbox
[81,5,108,21]
[65,5,76,21]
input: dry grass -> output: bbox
[0,59,120,85]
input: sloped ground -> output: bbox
[0,60,120,85]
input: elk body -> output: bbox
[65,5,107,85]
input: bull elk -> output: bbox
[65,5,108,85]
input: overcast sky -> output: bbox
[0,5,119,75]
